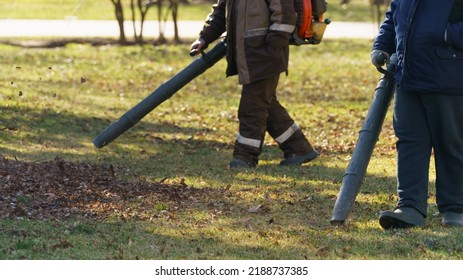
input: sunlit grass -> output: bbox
[1,0,379,22]
[1,38,462,260]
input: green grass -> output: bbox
[0,0,210,20]
[1,38,461,260]
[0,0,383,22]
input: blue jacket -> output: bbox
[373,0,463,94]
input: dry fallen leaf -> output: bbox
[248,204,263,213]
[0,156,226,220]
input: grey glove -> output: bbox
[370,50,390,67]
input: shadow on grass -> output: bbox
[0,103,231,158]
[0,153,401,259]
[0,38,185,49]
[0,100,406,259]
[1,100,398,214]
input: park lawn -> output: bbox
[1,0,378,22]
[1,38,462,260]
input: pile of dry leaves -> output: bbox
[0,156,224,220]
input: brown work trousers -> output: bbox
[233,75,315,166]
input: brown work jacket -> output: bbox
[199,0,296,85]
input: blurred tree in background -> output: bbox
[107,0,390,44]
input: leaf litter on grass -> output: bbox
[0,155,228,221]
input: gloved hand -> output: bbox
[189,38,207,56]
[370,50,390,67]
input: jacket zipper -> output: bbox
[401,0,420,85]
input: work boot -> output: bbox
[379,207,425,229]
[229,158,254,169]
[441,212,463,227]
[280,150,319,166]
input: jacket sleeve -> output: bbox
[446,22,463,50]
[199,0,227,46]
[266,0,297,50]
[372,1,396,54]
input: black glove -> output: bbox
[370,50,390,67]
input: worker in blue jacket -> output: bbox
[371,0,463,229]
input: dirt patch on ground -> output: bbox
[0,156,224,220]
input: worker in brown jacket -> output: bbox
[190,0,318,168]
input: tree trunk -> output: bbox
[111,0,126,43]
[170,0,180,42]
[157,0,166,43]
[138,0,153,43]
[130,0,139,42]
